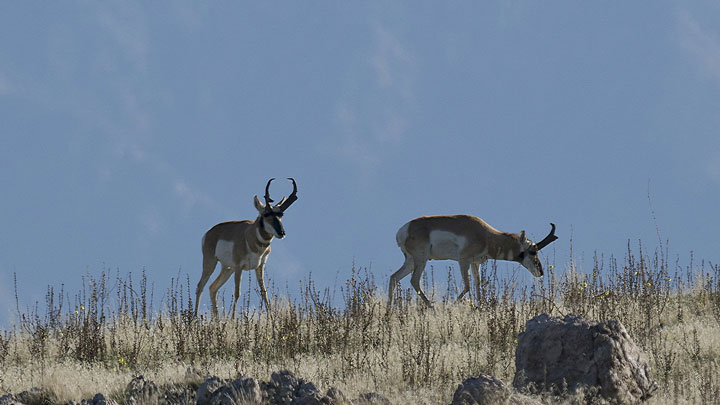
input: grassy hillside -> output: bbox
[1,244,719,404]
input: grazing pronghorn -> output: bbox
[195,178,298,317]
[387,215,557,310]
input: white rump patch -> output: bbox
[428,230,466,260]
[215,240,234,267]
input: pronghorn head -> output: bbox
[253,178,298,239]
[517,223,558,277]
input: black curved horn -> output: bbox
[264,178,275,206]
[278,178,298,212]
[535,223,558,250]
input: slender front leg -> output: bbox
[456,260,472,302]
[231,270,243,319]
[471,260,486,304]
[255,258,271,311]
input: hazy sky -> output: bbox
[1,2,719,325]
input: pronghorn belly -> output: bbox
[428,230,466,260]
[215,240,235,268]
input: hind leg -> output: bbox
[195,254,218,316]
[208,267,234,317]
[409,257,431,307]
[387,254,414,312]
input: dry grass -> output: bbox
[1,243,720,404]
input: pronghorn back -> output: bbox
[397,215,507,261]
[388,214,557,311]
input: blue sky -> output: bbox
[1,2,719,325]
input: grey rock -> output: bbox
[126,375,160,404]
[451,374,511,405]
[513,313,658,403]
[209,377,264,405]
[356,392,390,405]
[265,370,333,405]
[196,377,229,405]
[0,394,24,405]
[326,387,353,405]
[160,384,196,405]
[79,393,119,405]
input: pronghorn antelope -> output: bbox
[387,215,557,309]
[194,178,298,317]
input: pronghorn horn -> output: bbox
[264,178,275,206]
[278,178,298,212]
[535,223,558,250]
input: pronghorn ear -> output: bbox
[519,230,527,243]
[253,195,265,212]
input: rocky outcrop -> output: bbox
[451,375,541,405]
[451,374,510,405]
[513,313,657,403]
[194,370,355,405]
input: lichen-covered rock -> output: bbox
[126,375,160,404]
[197,377,230,405]
[264,370,334,405]
[0,394,24,405]
[209,377,265,405]
[68,393,119,405]
[451,374,511,405]
[513,313,657,403]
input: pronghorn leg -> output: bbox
[410,258,432,307]
[387,255,414,311]
[208,267,234,317]
[255,262,271,311]
[471,259,487,304]
[195,254,218,316]
[231,270,243,319]
[456,260,472,302]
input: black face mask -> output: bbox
[261,210,285,236]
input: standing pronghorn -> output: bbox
[387,215,557,310]
[195,178,298,317]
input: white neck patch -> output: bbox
[256,226,274,244]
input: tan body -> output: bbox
[388,215,555,310]
[196,220,274,317]
[194,178,298,317]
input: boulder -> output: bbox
[513,313,657,403]
[126,376,160,404]
[451,375,541,405]
[196,370,337,405]
[66,393,119,405]
[451,374,511,405]
[264,370,337,404]
[209,377,264,405]
[0,394,24,405]
[326,387,353,405]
